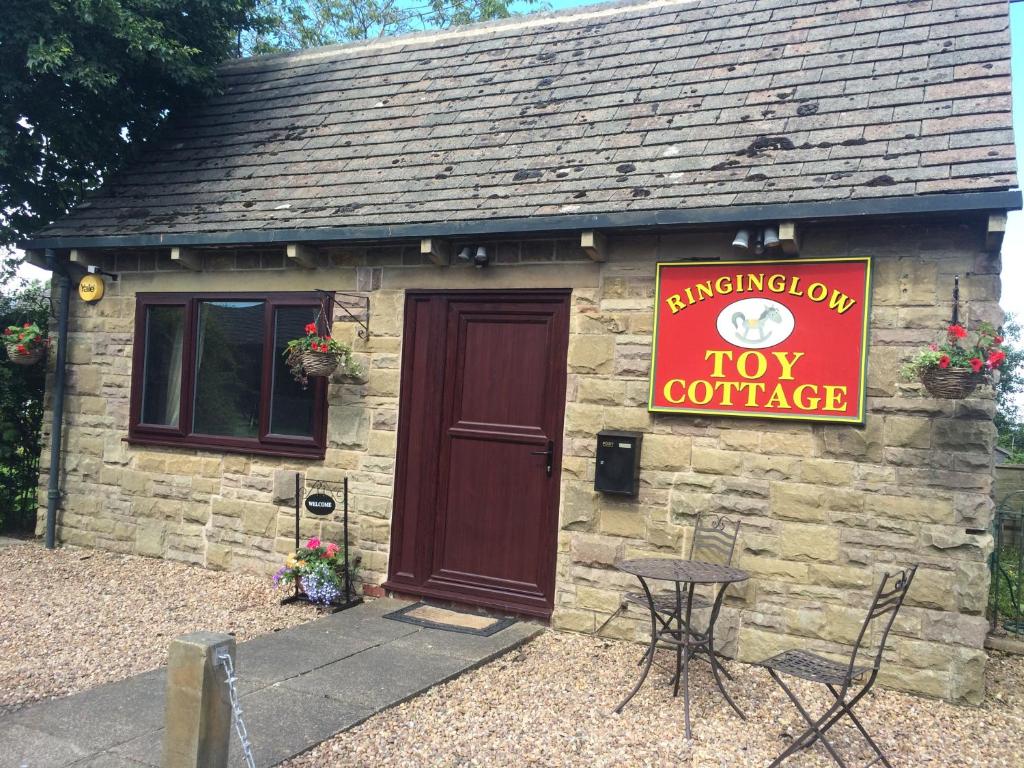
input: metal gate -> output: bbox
[990,491,1024,635]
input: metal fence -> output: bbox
[990,493,1024,636]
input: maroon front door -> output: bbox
[385,290,570,618]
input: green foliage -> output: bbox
[0,0,265,248]
[996,315,1024,462]
[0,280,49,531]
[244,0,537,52]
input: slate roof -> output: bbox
[28,0,1018,246]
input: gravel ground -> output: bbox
[284,631,1024,768]
[0,541,312,714]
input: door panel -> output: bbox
[386,291,570,617]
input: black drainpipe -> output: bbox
[44,249,70,549]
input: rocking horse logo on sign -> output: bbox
[649,257,872,424]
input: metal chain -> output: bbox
[216,648,257,768]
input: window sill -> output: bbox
[125,434,325,461]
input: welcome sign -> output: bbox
[648,257,872,424]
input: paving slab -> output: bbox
[1,598,542,767]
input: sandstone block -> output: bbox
[598,508,646,538]
[135,524,166,557]
[570,534,620,567]
[242,504,278,537]
[577,378,627,405]
[823,420,883,462]
[737,554,809,582]
[907,568,957,611]
[551,607,596,634]
[568,336,615,374]
[576,585,623,613]
[779,523,840,562]
[641,434,691,470]
[883,416,932,449]
[865,493,953,524]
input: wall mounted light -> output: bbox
[731,229,751,250]
[456,245,490,268]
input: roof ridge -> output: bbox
[221,0,693,71]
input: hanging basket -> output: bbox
[5,343,44,366]
[296,349,341,378]
[920,367,987,399]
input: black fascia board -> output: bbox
[19,190,1023,251]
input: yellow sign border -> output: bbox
[646,256,873,425]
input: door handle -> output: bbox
[530,440,554,478]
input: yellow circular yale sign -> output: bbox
[78,274,105,303]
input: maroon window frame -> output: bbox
[128,292,328,459]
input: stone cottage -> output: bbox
[21,0,1018,703]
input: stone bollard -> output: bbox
[162,632,236,768]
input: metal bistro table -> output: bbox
[614,557,750,738]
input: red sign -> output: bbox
[648,257,871,423]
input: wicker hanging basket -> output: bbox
[5,343,44,366]
[920,367,987,399]
[296,349,341,378]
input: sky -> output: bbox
[13,0,1024,327]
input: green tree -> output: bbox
[0,280,49,532]
[996,314,1024,462]
[0,0,265,252]
[245,0,537,52]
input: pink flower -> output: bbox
[938,355,950,369]
[305,537,321,549]
[325,542,339,557]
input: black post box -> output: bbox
[595,430,642,496]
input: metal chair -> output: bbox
[622,512,741,615]
[755,566,918,768]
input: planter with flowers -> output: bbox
[283,322,361,387]
[273,537,356,606]
[3,322,48,366]
[901,322,1006,399]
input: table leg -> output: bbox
[681,581,696,738]
[706,584,745,720]
[614,576,659,714]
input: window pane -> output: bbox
[141,306,185,426]
[270,306,316,437]
[192,301,264,438]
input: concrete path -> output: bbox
[1,598,540,768]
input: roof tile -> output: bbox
[31,0,1017,243]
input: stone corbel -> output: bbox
[580,230,607,262]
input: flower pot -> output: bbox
[920,367,987,399]
[5,343,44,366]
[297,349,341,378]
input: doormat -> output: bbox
[383,602,516,636]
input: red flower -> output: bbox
[16,344,26,354]
[988,350,1006,368]
[305,323,317,335]
[947,324,967,339]
[969,357,983,373]
[938,355,950,369]
[2,328,10,336]
[23,323,31,329]
[994,336,1004,345]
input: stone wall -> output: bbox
[37,217,999,702]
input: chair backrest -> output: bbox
[688,513,740,566]
[848,565,918,677]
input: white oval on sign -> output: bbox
[715,298,795,349]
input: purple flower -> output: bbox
[272,566,288,587]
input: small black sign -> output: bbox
[305,492,336,516]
